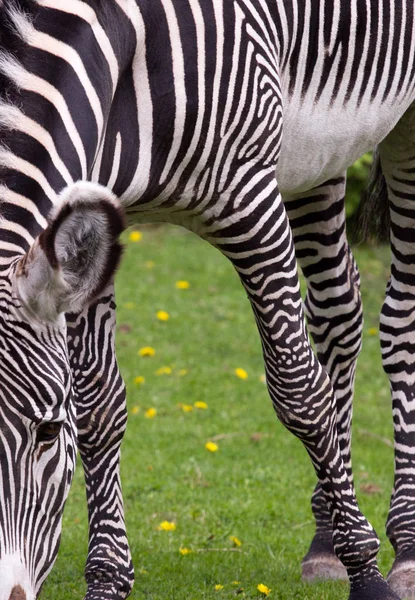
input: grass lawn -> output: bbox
[42,225,394,600]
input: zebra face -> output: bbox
[0,182,124,599]
[0,281,76,600]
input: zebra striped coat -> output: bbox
[0,1,414,600]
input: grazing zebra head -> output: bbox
[0,182,124,600]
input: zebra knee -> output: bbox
[269,370,336,444]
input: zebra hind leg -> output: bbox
[207,179,398,600]
[286,177,362,583]
[67,287,134,600]
[377,110,415,600]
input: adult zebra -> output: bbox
[0,0,413,599]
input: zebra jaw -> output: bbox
[13,182,125,324]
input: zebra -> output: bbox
[0,0,415,599]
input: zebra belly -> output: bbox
[276,97,413,197]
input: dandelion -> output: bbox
[194,401,208,410]
[134,376,145,385]
[232,581,241,585]
[176,280,191,290]
[156,310,170,321]
[368,327,378,336]
[214,584,224,591]
[181,404,193,413]
[205,442,219,453]
[124,302,135,310]
[157,521,176,531]
[138,346,156,357]
[230,536,242,547]
[129,231,142,242]
[145,408,157,419]
[146,260,155,269]
[156,366,173,376]
[131,406,140,415]
[235,368,248,380]
[178,369,188,376]
[257,584,271,596]
[179,547,192,555]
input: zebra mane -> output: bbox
[0,0,37,96]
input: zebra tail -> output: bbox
[355,149,390,243]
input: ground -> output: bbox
[41,224,394,600]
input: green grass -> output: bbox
[42,226,394,599]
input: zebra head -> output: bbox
[0,182,124,600]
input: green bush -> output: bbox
[346,153,373,225]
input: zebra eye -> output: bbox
[37,422,62,444]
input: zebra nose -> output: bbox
[8,586,26,600]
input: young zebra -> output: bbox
[0,1,413,599]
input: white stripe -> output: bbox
[120,3,154,203]
[0,102,73,186]
[0,54,87,178]
[159,0,187,185]
[107,133,122,190]
[36,0,119,94]
[0,148,57,202]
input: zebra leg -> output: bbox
[377,113,415,600]
[67,286,134,600]
[208,179,397,600]
[286,177,362,583]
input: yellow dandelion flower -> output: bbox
[230,536,242,547]
[146,260,155,269]
[194,401,208,410]
[131,406,140,415]
[138,346,156,357]
[235,368,248,380]
[145,408,157,419]
[176,280,191,290]
[214,584,224,591]
[124,302,135,310]
[156,310,170,321]
[257,583,271,596]
[129,231,142,242]
[205,442,219,453]
[232,581,241,585]
[178,369,188,376]
[134,376,145,385]
[156,366,173,376]
[179,547,192,555]
[368,327,378,336]
[157,521,176,531]
[181,404,193,413]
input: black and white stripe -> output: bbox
[0,2,415,600]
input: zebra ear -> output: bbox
[14,182,125,323]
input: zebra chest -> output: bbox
[276,98,411,197]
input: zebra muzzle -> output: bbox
[8,587,26,600]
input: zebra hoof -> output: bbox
[388,560,415,599]
[301,553,348,582]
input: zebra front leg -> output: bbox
[377,119,415,600]
[207,180,397,600]
[67,287,134,600]
[286,177,362,583]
